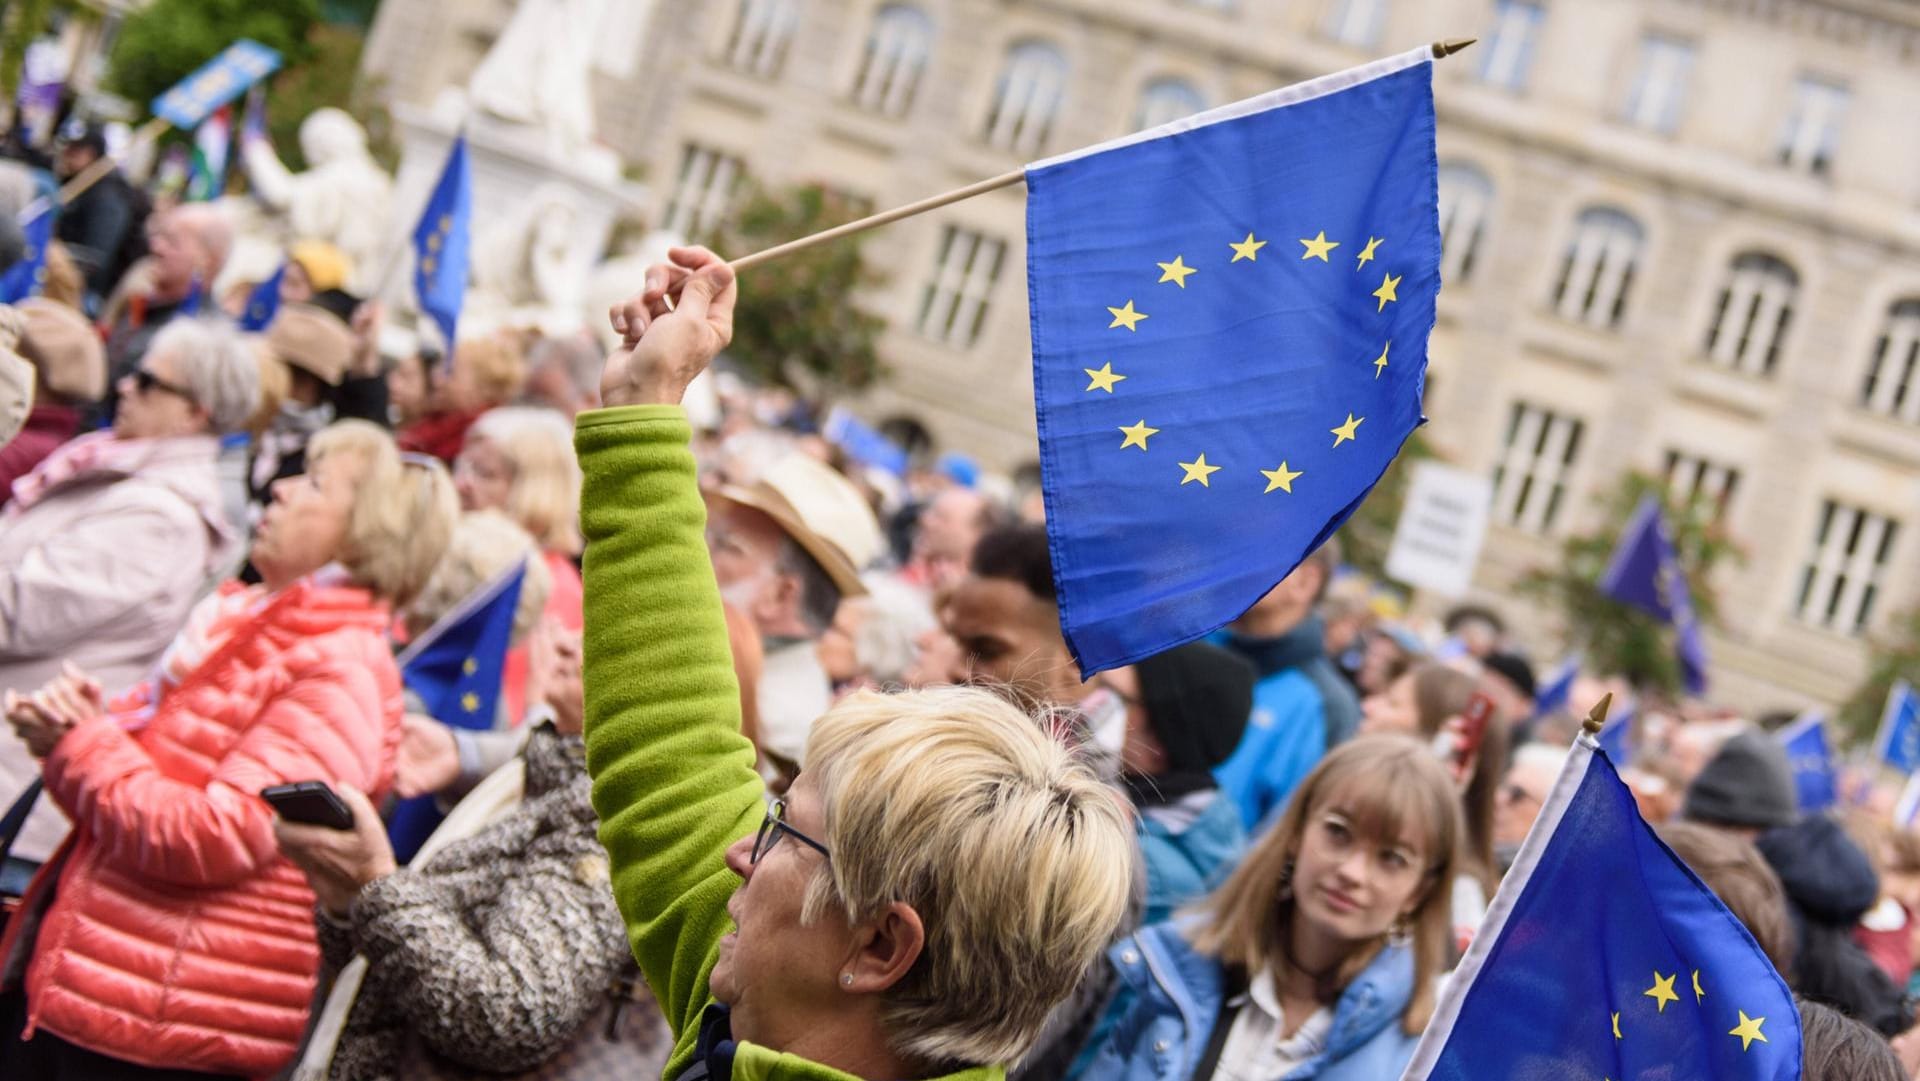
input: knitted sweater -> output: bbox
[575,406,1000,1081]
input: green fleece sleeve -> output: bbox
[575,405,765,1070]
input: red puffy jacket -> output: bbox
[1,577,401,1077]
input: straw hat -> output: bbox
[17,297,105,402]
[714,454,882,598]
[265,303,356,386]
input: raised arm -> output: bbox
[577,249,762,1054]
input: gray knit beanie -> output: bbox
[1682,728,1799,830]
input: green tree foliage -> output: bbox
[1839,608,1920,745]
[104,0,318,114]
[1518,472,1743,696]
[711,183,888,394]
[1339,427,1435,579]
[259,23,388,172]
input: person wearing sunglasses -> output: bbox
[579,245,1135,1081]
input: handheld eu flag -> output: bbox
[1402,713,1801,1081]
[388,558,525,861]
[1600,494,1710,695]
[1875,679,1920,775]
[237,262,285,332]
[1027,49,1440,674]
[1776,711,1836,813]
[413,135,473,351]
[0,202,53,304]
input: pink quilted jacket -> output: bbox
[1,577,402,1078]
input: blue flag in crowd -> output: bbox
[1027,49,1440,674]
[1596,702,1634,766]
[823,407,909,477]
[1533,656,1579,717]
[388,558,525,861]
[1876,679,1920,775]
[413,135,473,351]
[1600,494,1710,695]
[1402,735,1800,1081]
[1777,711,1836,813]
[238,263,285,331]
[0,202,52,304]
[151,39,282,130]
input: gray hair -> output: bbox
[149,317,261,434]
[168,203,234,277]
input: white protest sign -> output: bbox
[1385,461,1493,597]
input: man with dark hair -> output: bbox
[1210,537,1362,830]
[944,523,1082,703]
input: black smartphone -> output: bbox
[260,781,355,830]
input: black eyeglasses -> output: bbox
[132,367,194,400]
[751,797,830,864]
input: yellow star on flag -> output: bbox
[1355,236,1383,269]
[1729,1011,1767,1052]
[1156,256,1197,287]
[462,657,478,676]
[1178,454,1220,487]
[461,691,480,714]
[1083,362,1126,393]
[422,256,438,275]
[1260,461,1302,494]
[1611,1012,1621,1040]
[1692,970,1705,1004]
[439,215,453,232]
[1107,300,1148,331]
[1330,413,1363,447]
[1373,272,1401,312]
[427,232,443,251]
[1643,972,1679,1014]
[1229,232,1267,263]
[1299,231,1339,262]
[1118,420,1159,451]
[1371,341,1390,379]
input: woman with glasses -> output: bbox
[579,246,1135,1081]
[0,420,458,1080]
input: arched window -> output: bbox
[1860,298,1920,423]
[722,0,800,79]
[983,39,1068,155]
[1132,76,1207,131]
[850,3,934,117]
[1703,251,1798,376]
[1550,207,1644,329]
[1437,162,1493,284]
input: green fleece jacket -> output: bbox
[575,406,1002,1081]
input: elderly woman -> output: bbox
[452,405,583,720]
[580,247,1134,1080]
[397,337,526,463]
[0,420,457,1080]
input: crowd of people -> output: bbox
[0,120,1917,1081]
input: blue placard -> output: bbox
[151,40,282,130]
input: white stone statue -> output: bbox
[241,108,394,295]
[468,0,610,159]
[469,182,590,334]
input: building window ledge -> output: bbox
[1673,361,1776,421]
[1831,409,1920,471]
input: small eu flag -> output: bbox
[1596,701,1634,766]
[1776,711,1835,814]
[1533,656,1579,717]
[1402,732,1800,1081]
[237,262,285,332]
[388,558,525,860]
[413,135,473,351]
[1875,679,1920,775]
[1027,48,1440,674]
[1600,494,1710,695]
[0,202,53,304]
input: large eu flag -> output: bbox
[1600,494,1710,695]
[412,135,473,351]
[1403,733,1800,1081]
[1027,49,1439,674]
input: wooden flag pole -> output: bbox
[55,116,172,207]
[726,38,1477,273]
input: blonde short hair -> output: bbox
[307,420,459,606]
[801,687,1135,1068]
[467,406,582,555]
[405,509,554,642]
[1190,735,1462,1036]
[454,337,527,408]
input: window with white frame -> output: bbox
[1437,162,1493,284]
[1491,402,1584,533]
[1861,299,1920,424]
[1794,500,1900,635]
[983,40,1068,155]
[1621,33,1693,134]
[850,3,934,117]
[1133,77,1207,132]
[1703,252,1798,377]
[720,0,800,78]
[1776,75,1847,176]
[1550,207,1643,329]
[916,224,1007,348]
[1322,0,1387,48]
[1478,1,1542,92]
[1663,450,1740,517]
[661,144,743,239]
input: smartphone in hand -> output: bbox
[260,781,355,830]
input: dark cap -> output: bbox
[58,121,106,157]
[1134,641,1256,774]
[1683,728,1799,830]
[1483,651,1537,701]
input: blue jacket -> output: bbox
[1077,922,1422,1081]
[1212,617,1362,831]
[1137,789,1247,926]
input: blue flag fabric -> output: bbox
[1600,494,1710,695]
[388,559,525,861]
[151,40,281,130]
[1777,712,1835,813]
[1533,656,1579,717]
[1027,50,1439,674]
[413,135,473,351]
[0,202,52,304]
[1876,679,1920,775]
[1403,736,1800,1081]
[822,407,909,477]
[1596,703,1634,766]
[237,263,285,332]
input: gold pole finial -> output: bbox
[1432,38,1477,59]
[1580,692,1614,738]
